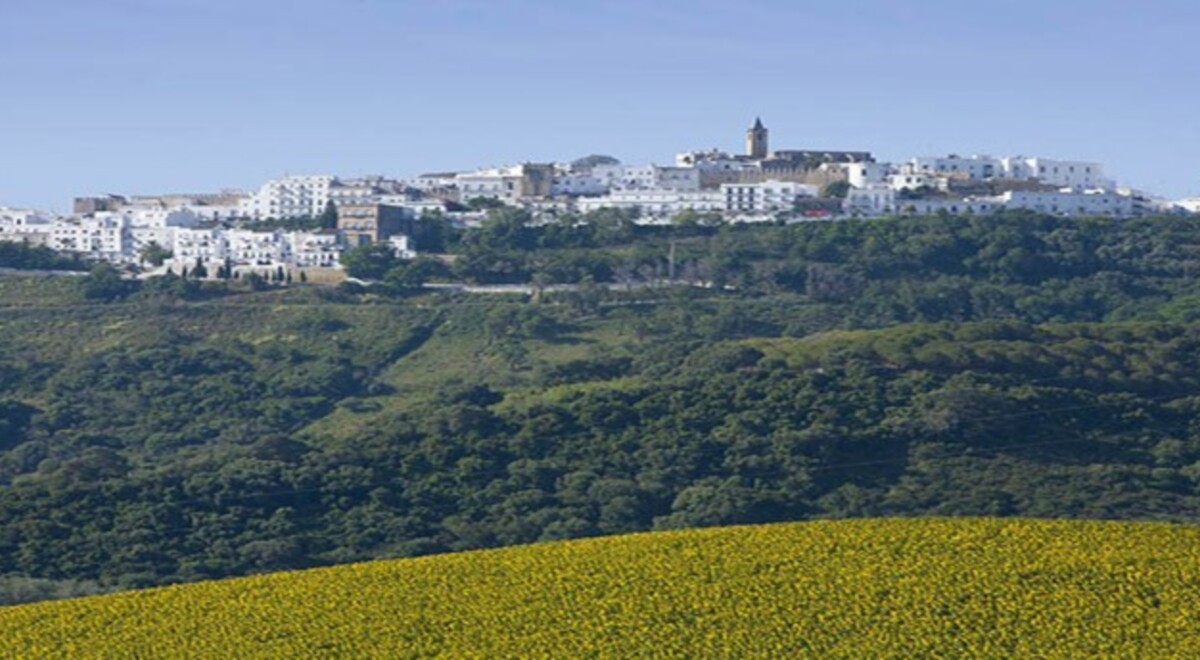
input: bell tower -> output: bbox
[746,117,768,159]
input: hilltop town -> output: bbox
[3,119,1198,277]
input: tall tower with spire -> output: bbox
[746,117,769,159]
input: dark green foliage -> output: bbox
[340,243,400,280]
[6,212,1200,604]
[81,263,134,301]
[385,257,449,291]
[318,201,339,229]
[820,180,851,199]
[138,242,172,267]
[0,241,89,272]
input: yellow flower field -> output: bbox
[2,518,1199,658]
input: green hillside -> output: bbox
[7,214,1200,604]
[3,518,1199,657]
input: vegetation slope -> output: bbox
[3,518,1199,657]
[6,213,1200,604]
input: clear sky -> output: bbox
[2,0,1198,211]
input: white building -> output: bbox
[0,208,55,243]
[897,189,1133,217]
[551,172,608,197]
[50,214,132,262]
[240,175,335,220]
[328,177,409,207]
[909,155,1114,190]
[455,164,555,203]
[888,171,949,192]
[456,167,518,202]
[839,162,893,188]
[171,228,227,264]
[389,234,416,259]
[288,231,342,268]
[381,198,448,216]
[1173,198,1200,214]
[1000,189,1132,216]
[675,150,755,173]
[910,155,1004,180]
[178,204,245,222]
[897,197,1006,216]
[226,229,287,266]
[721,180,818,214]
[591,164,701,192]
[410,173,459,192]
[844,187,897,217]
[1002,157,1113,190]
[120,207,200,229]
[576,190,725,217]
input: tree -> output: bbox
[820,180,851,199]
[474,208,536,251]
[319,201,339,229]
[138,242,172,267]
[340,243,400,280]
[385,257,448,291]
[465,196,507,211]
[243,272,268,291]
[192,258,209,280]
[81,263,131,301]
[570,154,621,170]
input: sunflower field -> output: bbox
[2,518,1199,657]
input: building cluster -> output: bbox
[2,118,1196,273]
[0,178,426,274]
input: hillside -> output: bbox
[7,213,1200,603]
[3,518,1199,657]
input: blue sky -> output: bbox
[2,0,1198,211]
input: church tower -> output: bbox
[746,117,769,159]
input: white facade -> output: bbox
[50,214,132,261]
[172,228,226,264]
[1173,198,1200,214]
[889,171,949,191]
[0,208,54,241]
[389,234,416,259]
[576,190,724,217]
[675,150,755,173]
[328,177,409,207]
[841,162,893,188]
[721,180,818,213]
[165,227,347,271]
[897,189,1133,217]
[288,231,342,268]
[409,173,459,192]
[381,198,447,216]
[240,175,335,219]
[591,164,701,192]
[911,155,1004,180]
[226,229,287,265]
[180,204,245,222]
[120,207,200,229]
[898,198,1006,216]
[1000,190,1132,216]
[844,187,897,216]
[456,166,524,203]
[1003,157,1113,190]
[909,155,1114,190]
[551,172,608,196]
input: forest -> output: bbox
[4,212,1200,604]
